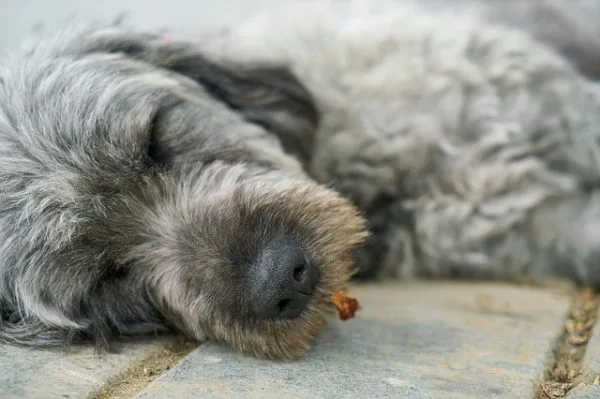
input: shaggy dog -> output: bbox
[1,0,600,360]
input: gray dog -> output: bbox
[1,0,600,361]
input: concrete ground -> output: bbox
[2,281,600,399]
[132,282,592,399]
[2,1,600,398]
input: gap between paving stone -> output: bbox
[535,287,599,399]
[88,338,197,399]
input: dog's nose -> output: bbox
[249,238,320,320]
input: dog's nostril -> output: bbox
[293,263,305,282]
[277,298,292,313]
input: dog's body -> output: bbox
[204,0,600,284]
[1,0,600,360]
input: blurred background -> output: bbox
[1,0,600,66]
[0,0,286,54]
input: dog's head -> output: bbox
[0,24,367,360]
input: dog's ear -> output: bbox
[70,29,319,162]
[177,60,320,163]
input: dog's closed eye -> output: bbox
[145,111,165,168]
[145,100,180,168]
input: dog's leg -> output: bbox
[381,190,600,288]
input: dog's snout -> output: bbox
[249,238,320,320]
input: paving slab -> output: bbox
[0,336,172,399]
[569,383,600,399]
[135,282,572,399]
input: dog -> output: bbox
[1,0,600,361]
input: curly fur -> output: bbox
[1,0,600,360]
[202,0,600,283]
[404,0,600,79]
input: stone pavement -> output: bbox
[5,281,600,399]
[0,337,170,399]
[132,282,580,399]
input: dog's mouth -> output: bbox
[205,257,358,361]
[274,260,322,320]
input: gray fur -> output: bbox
[1,0,600,360]
[202,0,600,283]
[412,0,600,79]
[0,22,366,360]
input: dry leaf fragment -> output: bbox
[332,290,360,321]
